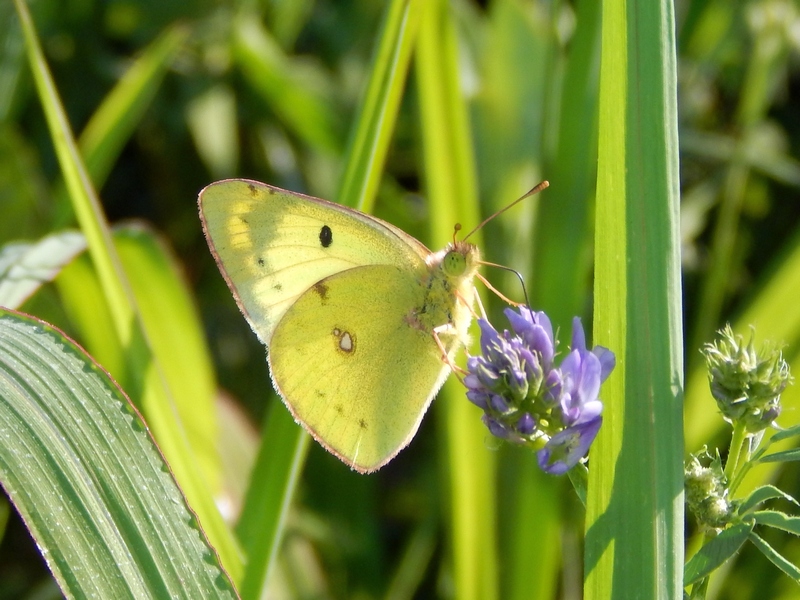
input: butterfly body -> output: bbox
[199,179,479,472]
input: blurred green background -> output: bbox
[3,0,800,598]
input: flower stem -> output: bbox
[724,422,747,492]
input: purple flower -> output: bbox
[537,417,603,475]
[464,310,615,474]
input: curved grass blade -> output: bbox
[13,0,242,577]
[337,0,424,212]
[232,15,341,154]
[0,309,238,598]
[78,24,189,188]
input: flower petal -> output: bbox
[517,413,535,435]
[593,346,616,382]
[537,417,602,474]
[478,319,502,355]
[575,352,602,409]
[571,317,586,352]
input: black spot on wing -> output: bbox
[319,225,333,248]
[257,257,265,267]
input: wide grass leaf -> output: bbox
[588,0,683,597]
[0,309,237,598]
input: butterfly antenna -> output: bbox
[477,262,531,307]
[462,180,549,242]
[452,223,463,244]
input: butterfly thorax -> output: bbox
[407,241,480,351]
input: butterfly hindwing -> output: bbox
[269,264,450,472]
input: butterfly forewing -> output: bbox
[199,179,428,345]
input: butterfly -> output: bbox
[198,179,482,473]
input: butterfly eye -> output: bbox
[443,250,467,277]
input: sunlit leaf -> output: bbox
[0,309,238,598]
[684,522,753,586]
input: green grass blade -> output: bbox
[469,4,567,596]
[14,0,132,338]
[232,14,341,154]
[115,227,222,492]
[54,226,227,543]
[336,0,423,212]
[470,0,549,309]
[13,0,242,578]
[535,0,601,330]
[384,519,438,600]
[235,402,309,600]
[688,8,792,357]
[500,452,561,600]
[0,309,237,598]
[78,24,189,188]
[264,0,314,48]
[416,1,496,599]
[586,0,683,597]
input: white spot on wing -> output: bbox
[332,328,355,354]
[340,332,353,352]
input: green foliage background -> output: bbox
[2,0,800,598]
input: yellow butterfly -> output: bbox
[199,179,480,472]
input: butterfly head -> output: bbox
[434,240,481,281]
